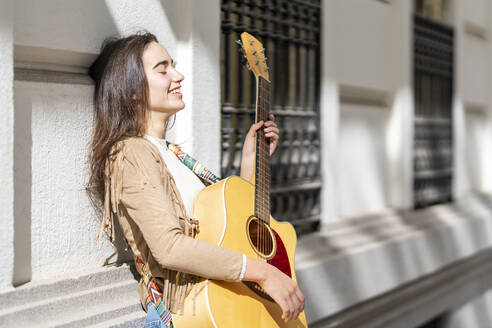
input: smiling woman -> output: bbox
[85,31,302,327]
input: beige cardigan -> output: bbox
[96,136,243,314]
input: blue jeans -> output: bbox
[145,301,163,328]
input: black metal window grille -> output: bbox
[220,0,321,235]
[413,14,454,209]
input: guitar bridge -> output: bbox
[242,281,274,302]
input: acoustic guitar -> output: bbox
[173,32,307,328]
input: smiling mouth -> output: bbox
[169,87,181,94]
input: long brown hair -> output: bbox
[85,31,157,216]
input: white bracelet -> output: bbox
[238,254,247,280]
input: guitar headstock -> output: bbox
[237,32,269,81]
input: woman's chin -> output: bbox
[176,101,186,111]
[159,101,185,112]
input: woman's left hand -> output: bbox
[240,114,279,182]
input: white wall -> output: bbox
[453,0,492,198]
[463,0,489,29]
[338,103,389,218]
[0,0,14,290]
[386,0,414,210]
[485,0,492,193]
[14,81,125,281]
[13,0,177,71]
[321,0,413,225]
[320,0,341,227]
[463,109,488,193]
[462,35,488,106]
[334,0,391,91]
[173,0,222,174]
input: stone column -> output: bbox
[386,0,414,209]
[320,0,341,227]
[169,0,222,174]
[485,2,492,193]
[450,0,466,199]
[0,0,14,291]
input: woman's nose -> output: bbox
[173,69,184,82]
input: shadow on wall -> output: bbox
[14,0,120,69]
[13,83,32,287]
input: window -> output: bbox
[413,14,454,208]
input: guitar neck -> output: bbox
[254,76,271,225]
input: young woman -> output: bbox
[86,32,304,327]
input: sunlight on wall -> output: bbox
[339,104,389,218]
[103,0,176,49]
[386,86,413,208]
[464,109,487,193]
[453,96,466,198]
[320,78,340,227]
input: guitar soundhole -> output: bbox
[247,217,275,259]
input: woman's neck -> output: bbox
[145,110,171,139]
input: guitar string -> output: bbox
[264,78,268,256]
[258,77,263,258]
[257,78,261,260]
[261,78,264,258]
[266,79,269,256]
[262,77,266,257]
[260,77,263,259]
[261,77,267,257]
[255,76,272,258]
[264,78,268,257]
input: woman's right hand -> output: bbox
[243,258,305,323]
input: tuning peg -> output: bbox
[240,55,248,66]
[249,40,254,46]
[236,40,244,52]
[259,48,265,53]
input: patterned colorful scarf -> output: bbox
[167,143,221,184]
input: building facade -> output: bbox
[0,0,492,327]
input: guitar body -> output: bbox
[172,176,307,328]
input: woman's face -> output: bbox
[142,41,185,114]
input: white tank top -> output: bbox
[143,134,205,217]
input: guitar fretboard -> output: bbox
[254,76,271,225]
